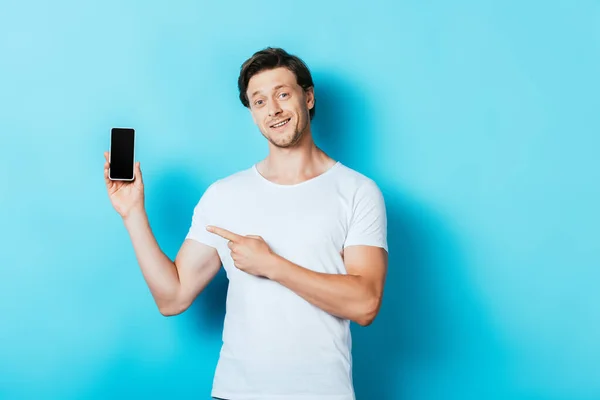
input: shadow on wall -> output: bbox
[349,196,456,400]
[313,71,454,399]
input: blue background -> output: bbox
[1,1,598,399]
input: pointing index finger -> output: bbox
[206,225,242,242]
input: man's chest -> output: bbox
[209,189,351,272]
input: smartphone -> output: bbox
[109,128,135,181]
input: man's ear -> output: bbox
[305,86,315,110]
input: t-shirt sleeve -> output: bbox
[343,179,388,252]
[185,182,219,249]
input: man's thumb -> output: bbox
[135,161,143,183]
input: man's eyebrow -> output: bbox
[250,84,289,99]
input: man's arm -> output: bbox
[103,152,220,316]
[125,210,222,316]
[204,224,388,326]
[266,245,388,326]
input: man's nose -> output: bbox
[268,100,282,117]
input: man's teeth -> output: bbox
[272,119,290,128]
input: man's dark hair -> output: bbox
[238,47,316,120]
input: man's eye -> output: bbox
[279,93,288,99]
[254,100,264,106]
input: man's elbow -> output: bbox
[355,296,382,327]
[158,300,190,317]
[355,312,377,327]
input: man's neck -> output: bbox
[258,139,336,186]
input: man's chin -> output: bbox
[271,134,299,148]
[271,138,294,149]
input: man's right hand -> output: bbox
[104,151,145,219]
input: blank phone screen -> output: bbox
[109,128,135,180]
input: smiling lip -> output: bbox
[270,118,291,129]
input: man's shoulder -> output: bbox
[206,164,256,193]
[334,162,380,190]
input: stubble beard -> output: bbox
[263,118,307,149]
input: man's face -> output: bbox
[246,67,314,148]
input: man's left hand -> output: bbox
[206,225,277,278]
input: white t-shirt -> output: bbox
[186,161,388,400]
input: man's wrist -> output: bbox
[123,207,148,228]
[265,253,287,281]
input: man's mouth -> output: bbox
[270,118,291,129]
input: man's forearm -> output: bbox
[123,210,180,310]
[266,254,379,326]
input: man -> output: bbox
[104,47,388,400]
